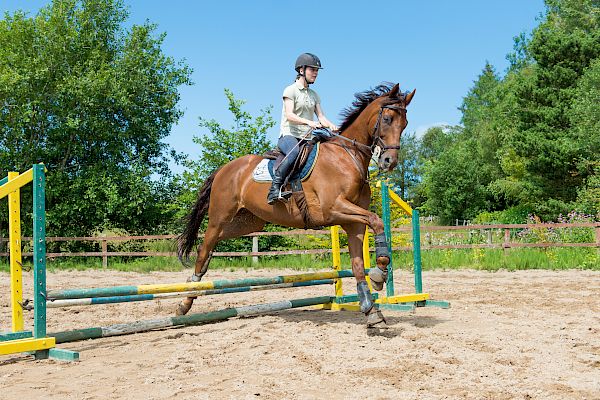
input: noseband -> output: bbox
[371,104,406,153]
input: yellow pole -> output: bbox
[362,227,371,267]
[363,227,374,291]
[388,188,413,216]
[8,172,24,332]
[330,225,343,296]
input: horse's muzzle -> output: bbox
[378,151,398,172]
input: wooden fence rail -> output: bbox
[1,223,598,268]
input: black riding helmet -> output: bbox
[295,53,322,72]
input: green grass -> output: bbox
[1,247,598,273]
[394,247,599,271]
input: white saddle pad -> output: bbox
[252,159,272,182]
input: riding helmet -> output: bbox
[295,53,322,72]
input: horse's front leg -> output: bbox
[341,222,387,327]
[332,199,391,292]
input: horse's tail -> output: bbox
[177,169,220,266]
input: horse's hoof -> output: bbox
[366,309,387,328]
[368,267,387,291]
[176,302,191,316]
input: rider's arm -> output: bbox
[315,103,339,131]
[284,97,321,129]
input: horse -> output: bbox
[177,82,415,327]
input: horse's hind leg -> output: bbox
[176,209,266,316]
[175,222,220,316]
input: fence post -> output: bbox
[101,240,108,268]
[595,226,600,249]
[425,231,432,247]
[252,236,259,265]
[503,228,510,253]
[487,229,492,245]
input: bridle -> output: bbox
[326,102,407,181]
[370,104,406,153]
[329,103,407,156]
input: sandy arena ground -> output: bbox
[1,268,599,400]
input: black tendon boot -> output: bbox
[356,281,374,314]
[267,154,295,204]
[357,280,387,327]
[368,233,390,291]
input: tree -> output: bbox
[174,89,276,252]
[569,57,600,218]
[418,125,455,162]
[387,131,420,201]
[503,0,600,211]
[175,89,274,216]
[568,57,600,177]
[0,0,192,236]
[183,89,274,183]
[420,134,493,224]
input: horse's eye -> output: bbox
[383,115,392,124]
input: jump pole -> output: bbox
[49,296,333,344]
[47,270,358,300]
[47,279,335,308]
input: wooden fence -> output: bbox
[1,223,598,267]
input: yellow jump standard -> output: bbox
[0,165,78,361]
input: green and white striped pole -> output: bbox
[50,296,333,344]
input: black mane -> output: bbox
[339,82,402,132]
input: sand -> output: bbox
[1,268,599,400]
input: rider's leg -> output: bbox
[267,135,300,204]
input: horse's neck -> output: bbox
[338,106,376,167]
[342,113,372,147]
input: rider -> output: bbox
[267,52,338,205]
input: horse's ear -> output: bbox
[405,89,416,106]
[388,83,400,98]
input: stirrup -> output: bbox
[268,187,292,204]
[278,187,292,200]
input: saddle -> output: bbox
[263,128,332,184]
[263,139,316,188]
[262,139,320,228]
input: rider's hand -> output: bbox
[308,120,322,129]
[329,124,339,132]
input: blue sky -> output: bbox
[3,1,546,173]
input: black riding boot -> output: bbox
[267,155,295,204]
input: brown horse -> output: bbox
[177,83,415,326]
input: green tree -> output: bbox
[418,125,455,162]
[568,57,600,176]
[503,0,600,213]
[0,0,191,237]
[173,89,280,253]
[176,89,275,217]
[569,57,600,218]
[186,89,274,182]
[420,135,493,224]
[388,131,420,201]
[417,62,506,223]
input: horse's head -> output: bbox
[368,83,415,171]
